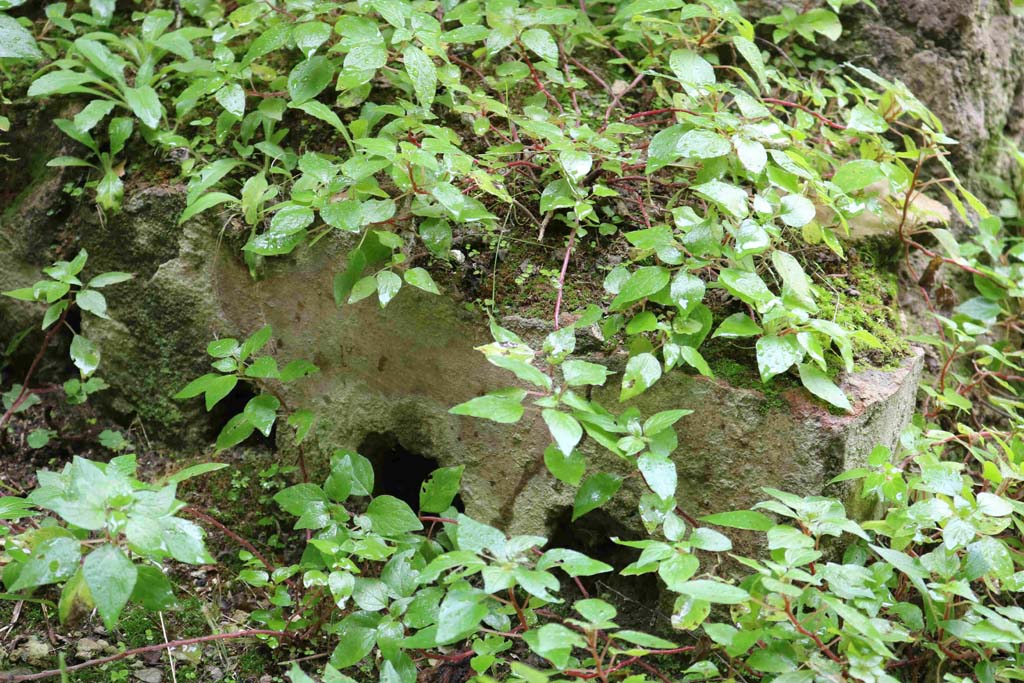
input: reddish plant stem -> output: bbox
[1,306,72,431]
[903,238,991,279]
[553,228,577,330]
[634,189,653,229]
[625,107,697,120]
[564,647,695,679]
[937,343,961,394]
[897,155,927,241]
[602,72,645,127]
[503,160,543,170]
[782,596,844,666]
[245,90,287,98]
[1,630,289,682]
[566,54,610,93]
[518,43,565,115]
[183,506,277,574]
[508,587,530,631]
[761,97,846,130]
[419,515,458,524]
[636,659,674,683]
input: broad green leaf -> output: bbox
[75,290,108,319]
[179,192,238,224]
[280,359,319,382]
[638,453,676,499]
[692,180,748,218]
[544,444,585,486]
[58,569,92,624]
[202,374,237,411]
[404,267,440,294]
[523,623,585,669]
[542,409,583,457]
[537,548,613,577]
[243,393,280,436]
[174,373,220,399]
[123,86,163,129]
[677,130,731,160]
[291,100,346,133]
[559,150,593,184]
[644,409,691,435]
[239,325,272,362]
[0,15,42,60]
[403,45,437,107]
[658,553,699,591]
[293,20,331,58]
[165,463,228,485]
[732,36,766,90]
[215,413,254,451]
[713,312,762,338]
[562,360,610,386]
[288,56,334,104]
[83,544,137,630]
[673,580,749,604]
[701,510,774,531]
[207,337,238,358]
[160,517,213,564]
[73,100,115,133]
[756,335,803,382]
[678,346,713,378]
[29,71,100,97]
[436,590,488,645]
[275,483,327,517]
[70,335,100,377]
[847,103,888,133]
[621,353,661,401]
[573,473,622,521]
[376,271,402,307]
[215,83,246,118]
[331,613,378,667]
[734,136,767,175]
[88,272,133,288]
[833,160,885,193]
[420,466,464,513]
[450,389,525,423]
[366,495,423,536]
[798,364,851,412]
[779,194,816,227]
[669,49,715,92]
[611,266,670,310]
[522,28,558,63]
[718,268,773,308]
[242,24,292,65]
[10,537,81,591]
[130,564,176,611]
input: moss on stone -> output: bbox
[816,249,909,369]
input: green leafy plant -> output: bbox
[174,325,319,449]
[2,455,221,628]
[1,249,131,429]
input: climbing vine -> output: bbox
[1,0,1024,682]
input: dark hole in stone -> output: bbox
[358,432,465,513]
[547,507,670,632]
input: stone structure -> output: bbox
[2,184,924,540]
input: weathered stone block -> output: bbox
[6,185,924,543]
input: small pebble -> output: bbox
[134,668,163,683]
